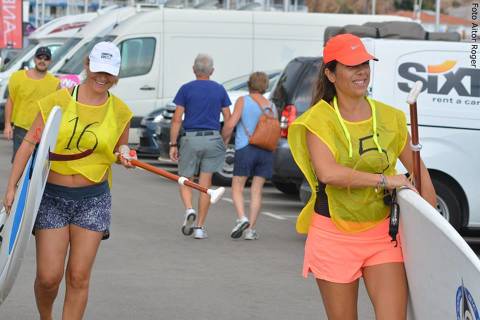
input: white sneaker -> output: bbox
[193,226,208,239]
[181,208,197,236]
[244,229,258,240]
[230,216,250,239]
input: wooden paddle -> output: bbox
[406,81,424,196]
[118,146,225,204]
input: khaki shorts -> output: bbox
[178,130,226,177]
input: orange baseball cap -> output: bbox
[323,33,378,66]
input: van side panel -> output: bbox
[371,39,480,227]
[163,10,253,101]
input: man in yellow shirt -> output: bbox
[3,47,60,159]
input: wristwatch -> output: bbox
[169,142,177,147]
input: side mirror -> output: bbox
[20,61,29,70]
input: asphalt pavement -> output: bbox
[1,137,479,320]
[0,137,379,319]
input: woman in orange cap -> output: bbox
[288,33,437,319]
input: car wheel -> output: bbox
[212,145,235,186]
[272,180,299,195]
[431,176,463,230]
[299,179,311,204]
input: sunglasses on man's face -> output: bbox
[36,55,51,61]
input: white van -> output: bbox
[55,8,411,141]
[366,38,480,230]
[0,12,100,102]
[50,6,163,84]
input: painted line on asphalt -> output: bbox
[222,198,292,221]
[261,211,287,220]
[222,197,301,206]
[222,197,233,203]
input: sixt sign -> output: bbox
[398,60,480,98]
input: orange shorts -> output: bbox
[303,214,404,283]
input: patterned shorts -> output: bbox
[34,181,111,238]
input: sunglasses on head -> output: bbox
[36,55,51,61]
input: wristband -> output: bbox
[376,174,387,191]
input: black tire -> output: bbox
[272,181,299,195]
[431,176,463,230]
[299,179,311,204]
[212,145,235,186]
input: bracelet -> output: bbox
[23,137,38,146]
[376,174,387,191]
[169,144,177,148]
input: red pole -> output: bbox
[407,81,423,195]
[117,147,225,203]
[130,159,209,194]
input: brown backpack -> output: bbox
[240,95,281,152]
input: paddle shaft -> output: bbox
[409,101,422,195]
[129,159,209,194]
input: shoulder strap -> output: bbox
[72,85,79,101]
[71,85,110,102]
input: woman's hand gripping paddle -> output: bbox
[118,146,225,204]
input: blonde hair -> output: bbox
[248,71,269,94]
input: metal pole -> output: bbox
[371,0,375,15]
[435,0,441,31]
[84,0,88,13]
[66,0,69,16]
[41,0,45,25]
[35,0,39,27]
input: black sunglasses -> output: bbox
[36,55,51,61]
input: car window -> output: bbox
[119,37,156,78]
[292,60,322,113]
[49,37,81,68]
[222,74,250,91]
[57,35,116,75]
[270,60,304,111]
[2,42,37,71]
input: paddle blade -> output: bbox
[208,187,225,204]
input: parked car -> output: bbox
[0,102,4,130]
[269,56,322,194]
[151,70,280,185]
[136,107,167,156]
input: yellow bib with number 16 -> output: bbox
[38,88,132,183]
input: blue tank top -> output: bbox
[235,95,267,150]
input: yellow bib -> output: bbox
[9,70,60,130]
[288,98,408,234]
[39,88,132,184]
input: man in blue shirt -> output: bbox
[169,53,231,239]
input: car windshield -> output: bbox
[223,71,281,92]
[222,74,250,91]
[50,37,81,68]
[270,60,304,111]
[292,60,322,113]
[58,35,116,75]
[2,42,37,71]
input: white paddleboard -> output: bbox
[399,189,480,320]
[0,106,62,305]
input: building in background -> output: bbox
[393,10,472,40]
